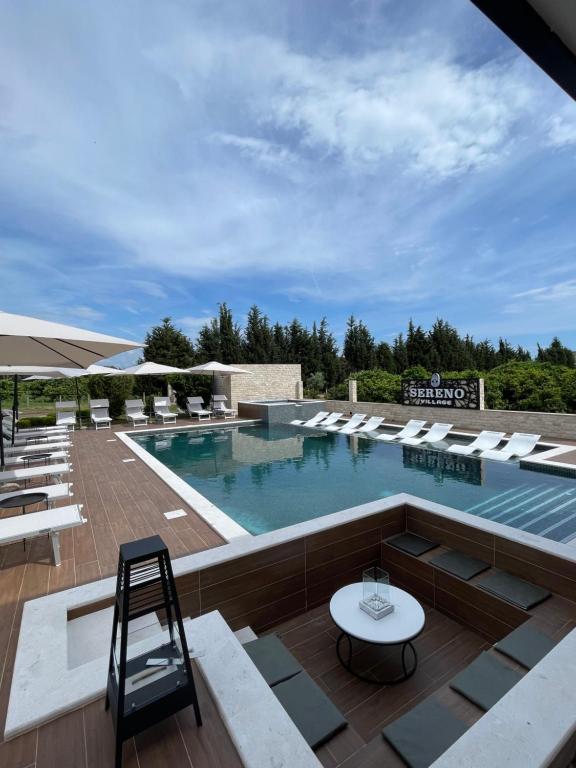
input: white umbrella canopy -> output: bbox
[186,361,252,375]
[0,312,142,368]
[110,362,191,376]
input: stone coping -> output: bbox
[6,492,576,742]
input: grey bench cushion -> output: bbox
[382,697,469,768]
[449,651,523,711]
[243,634,303,686]
[477,571,551,610]
[429,550,490,581]
[494,624,556,669]
[388,533,439,557]
[272,670,347,749]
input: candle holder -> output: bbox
[359,566,394,620]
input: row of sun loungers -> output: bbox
[1,414,83,565]
[291,412,541,461]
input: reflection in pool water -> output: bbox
[134,424,576,541]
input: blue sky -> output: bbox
[1,0,576,365]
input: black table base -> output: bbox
[336,632,418,685]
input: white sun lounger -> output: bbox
[3,428,70,447]
[375,420,427,442]
[55,401,77,431]
[447,431,505,456]
[303,412,343,429]
[212,395,237,419]
[3,440,72,455]
[125,399,149,427]
[0,463,71,484]
[4,450,69,467]
[90,400,113,430]
[401,422,453,445]
[479,432,541,462]
[350,416,385,434]
[326,413,367,433]
[186,397,212,421]
[291,411,330,427]
[154,397,177,424]
[0,482,73,507]
[0,504,86,566]
[3,424,68,441]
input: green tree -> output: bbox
[88,375,135,419]
[143,317,194,368]
[243,305,274,363]
[318,318,341,386]
[537,337,574,367]
[344,316,375,371]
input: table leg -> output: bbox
[336,632,418,685]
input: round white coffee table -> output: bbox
[329,584,425,684]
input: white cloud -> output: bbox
[212,133,300,176]
[67,305,105,321]
[130,281,168,299]
[546,109,576,148]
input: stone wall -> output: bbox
[214,364,303,409]
[322,399,576,441]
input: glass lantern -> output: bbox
[362,566,390,608]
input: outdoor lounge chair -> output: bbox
[0,503,85,566]
[125,399,149,427]
[0,482,73,508]
[447,430,505,456]
[55,401,77,431]
[211,394,236,419]
[153,397,177,424]
[374,419,426,442]
[401,422,453,445]
[186,396,212,421]
[89,399,112,430]
[4,449,69,467]
[479,432,540,462]
[325,413,367,433]
[3,430,70,447]
[0,462,71,485]
[3,439,72,455]
[349,416,385,434]
[303,412,342,429]
[291,411,329,427]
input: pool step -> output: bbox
[467,486,576,543]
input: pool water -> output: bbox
[134,424,576,541]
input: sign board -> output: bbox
[402,373,482,410]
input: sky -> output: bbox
[1,0,576,366]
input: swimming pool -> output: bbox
[133,424,576,542]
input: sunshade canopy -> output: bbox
[0,312,142,368]
[187,361,252,375]
[0,364,120,379]
[110,362,191,376]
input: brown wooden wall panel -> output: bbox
[434,570,526,628]
[435,588,518,642]
[494,536,576,584]
[306,544,381,587]
[381,542,434,583]
[201,554,305,611]
[385,561,434,605]
[175,571,200,597]
[226,590,306,634]
[406,511,494,563]
[307,527,381,571]
[305,513,388,553]
[307,558,380,610]
[203,573,305,622]
[406,507,493,549]
[199,539,305,588]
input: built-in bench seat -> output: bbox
[243,633,348,749]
